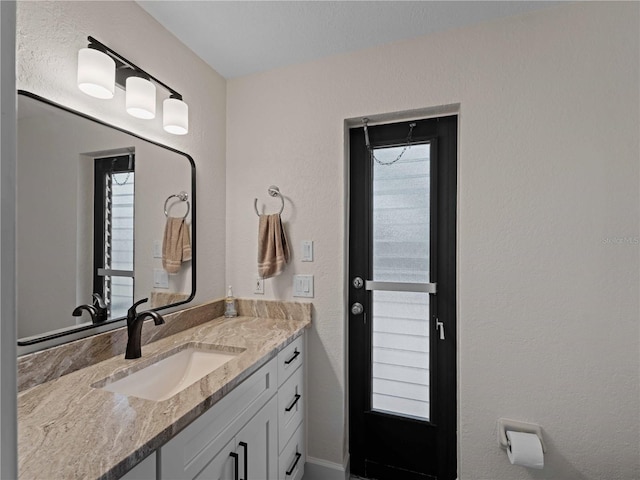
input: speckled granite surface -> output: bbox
[18,300,311,480]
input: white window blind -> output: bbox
[106,172,134,318]
[371,143,431,420]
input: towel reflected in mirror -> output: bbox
[163,217,192,273]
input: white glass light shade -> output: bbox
[77,48,116,99]
[126,77,156,119]
[163,98,189,135]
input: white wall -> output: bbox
[226,3,639,479]
[16,1,226,320]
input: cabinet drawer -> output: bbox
[278,365,304,452]
[279,422,305,480]
[278,334,304,387]
[159,358,277,479]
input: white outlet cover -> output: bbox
[254,276,265,295]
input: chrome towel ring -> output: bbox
[164,191,190,218]
[254,185,284,216]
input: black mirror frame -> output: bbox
[16,90,196,346]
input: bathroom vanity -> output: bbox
[17,300,310,479]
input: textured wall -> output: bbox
[226,3,639,478]
[16,1,227,321]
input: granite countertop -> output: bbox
[18,311,310,480]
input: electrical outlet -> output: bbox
[254,276,265,295]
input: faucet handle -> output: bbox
[92,293,107,309]
[127,298,149,318]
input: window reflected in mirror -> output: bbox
[94,154,135,319]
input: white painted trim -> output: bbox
[303,455,349,480]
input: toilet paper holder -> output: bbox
[498,418,547,453]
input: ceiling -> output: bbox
[137,1,563,79]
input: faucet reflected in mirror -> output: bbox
[72,293,109,325]
[71,304,98,323]
[125,298,165,359]
[92,293,108,323]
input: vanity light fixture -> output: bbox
[126,76,156,119]
[77,48,116,99]
[163,97,189,135]
[77,36,188,134]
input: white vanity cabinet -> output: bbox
[155,332,305,480]
[180,396,278,480]
[158,358,278,479]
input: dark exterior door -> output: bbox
[348,115,457,480]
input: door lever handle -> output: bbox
[436,319,445,340]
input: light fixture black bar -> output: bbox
[87,36,183,100]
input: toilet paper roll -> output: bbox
[506,431,544,469]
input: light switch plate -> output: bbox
[153,268,169,289]
[293,274,314,298]
[153,240,162,258]
[301,240,314,262]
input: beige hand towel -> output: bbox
[162,217,192,274]
[258,214,290,278]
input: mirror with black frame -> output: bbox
[17,91,195,348]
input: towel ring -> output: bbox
[164,191,190,219]
[254,185,284,216]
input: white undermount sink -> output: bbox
[93,343,245,401]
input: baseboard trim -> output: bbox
[303,455,349,480]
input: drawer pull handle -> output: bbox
[285,393,301,412]
[239,441,248,480]
[229,452,239,480]
[286,451,302,476]
[284,349,300,365]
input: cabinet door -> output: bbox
[237,395,278,480]
[159,359,277,479]
[192,438,235,480]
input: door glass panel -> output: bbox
[371,143,430,420]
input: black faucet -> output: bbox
[72,304,98,323]
[92,293,108,323]
[125,298,165,359]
